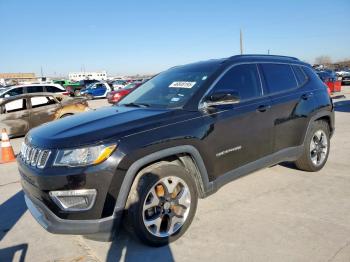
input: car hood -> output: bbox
[27,106,182,148]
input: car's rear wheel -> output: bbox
[124,163,198,246]
[294,120,330,172]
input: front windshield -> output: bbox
[119,66,216,108]
[0,88,8,96]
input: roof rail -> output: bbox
[229,54,299,61]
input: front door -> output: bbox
[0,98,30,137]
[203,63,274,178]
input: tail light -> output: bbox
[112,93,123,102]
[62,92,69,95]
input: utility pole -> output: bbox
[240,29,243,55]
[40,66,43,78]
[268,49,270,55]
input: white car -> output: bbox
[335,70,350,77]
[79,82,112,98]
[110,80,127,90]
[0,84,68,98]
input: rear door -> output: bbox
[0,98,29,136]
[28,95,60,128]
[259,63,314,152]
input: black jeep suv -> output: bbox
[18,55,334,246]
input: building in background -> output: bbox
[68,71,107,81]
[0,73,36,85]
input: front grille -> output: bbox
[20,142,51,169]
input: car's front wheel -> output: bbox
[294,120,330,171]
[124,163,198,246]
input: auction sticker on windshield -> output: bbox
[169,81,196,88]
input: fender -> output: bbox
[302,110,335,145]
[112,145,212,214]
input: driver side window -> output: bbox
[213,64,262,101]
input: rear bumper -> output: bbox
[24,193,122,241]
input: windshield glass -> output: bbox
[118,66,216,108]
[0,88,8,95]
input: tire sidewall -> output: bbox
[304,121,330,171]
[128,164,198,246]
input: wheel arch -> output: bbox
[113,145,212,214]
[303,111,334,144]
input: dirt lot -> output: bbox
[1,90,350,262]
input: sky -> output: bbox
[0,0,349,77]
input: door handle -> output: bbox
[256,105,271,112]
[301,92,313,100]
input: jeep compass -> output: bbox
[18,55,334,246]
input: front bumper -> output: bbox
[24,193,122,241]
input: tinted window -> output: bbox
[46,86,62,93]
[292,65,308,85]
[3,87,23,97]
[261,63,297,93]
[27,86,44,93]
[119,63,219,108]
[212,64,262,100]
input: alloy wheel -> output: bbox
[310,129,328,166]
[142,176,191,238]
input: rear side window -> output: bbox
[292,65,308,86]
[46,86,63,93]
[212,64,262,100]
[261,63,297,94]
[27,86,44,93]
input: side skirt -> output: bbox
[210,145,303,194]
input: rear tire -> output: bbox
[294,120,330,172]
[124,163,198,246]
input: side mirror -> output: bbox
[203,90,240,107]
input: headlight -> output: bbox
[54,144,117,167]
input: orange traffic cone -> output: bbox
[0,128,16,164]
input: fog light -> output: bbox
[49,189,97,211]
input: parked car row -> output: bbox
[0,84,68,98]
[0,93,89,139]
[315,70,342,93]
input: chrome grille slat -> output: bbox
[20,142,51,168]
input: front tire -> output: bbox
[124,163,198,246]
[294,120,330,172]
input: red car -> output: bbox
[107,82,142,104]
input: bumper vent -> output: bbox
[20,142,51,169]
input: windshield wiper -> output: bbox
[122,102,150,108]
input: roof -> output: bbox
[171,54,308,72]
[0,92,63,105]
